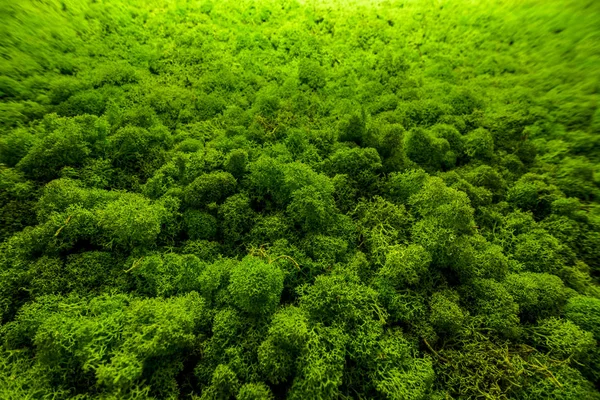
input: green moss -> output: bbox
[0,0,599,398]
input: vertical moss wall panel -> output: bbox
[0,0,599,398]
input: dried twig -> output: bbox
[124,256,145,273]
[54,215,73,237]
[423,338,449,363]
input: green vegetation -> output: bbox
[0,0,599,398]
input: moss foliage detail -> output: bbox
[0,0,599,398]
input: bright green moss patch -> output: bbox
[0,0,599,398]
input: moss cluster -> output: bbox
[0,0,599,398]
